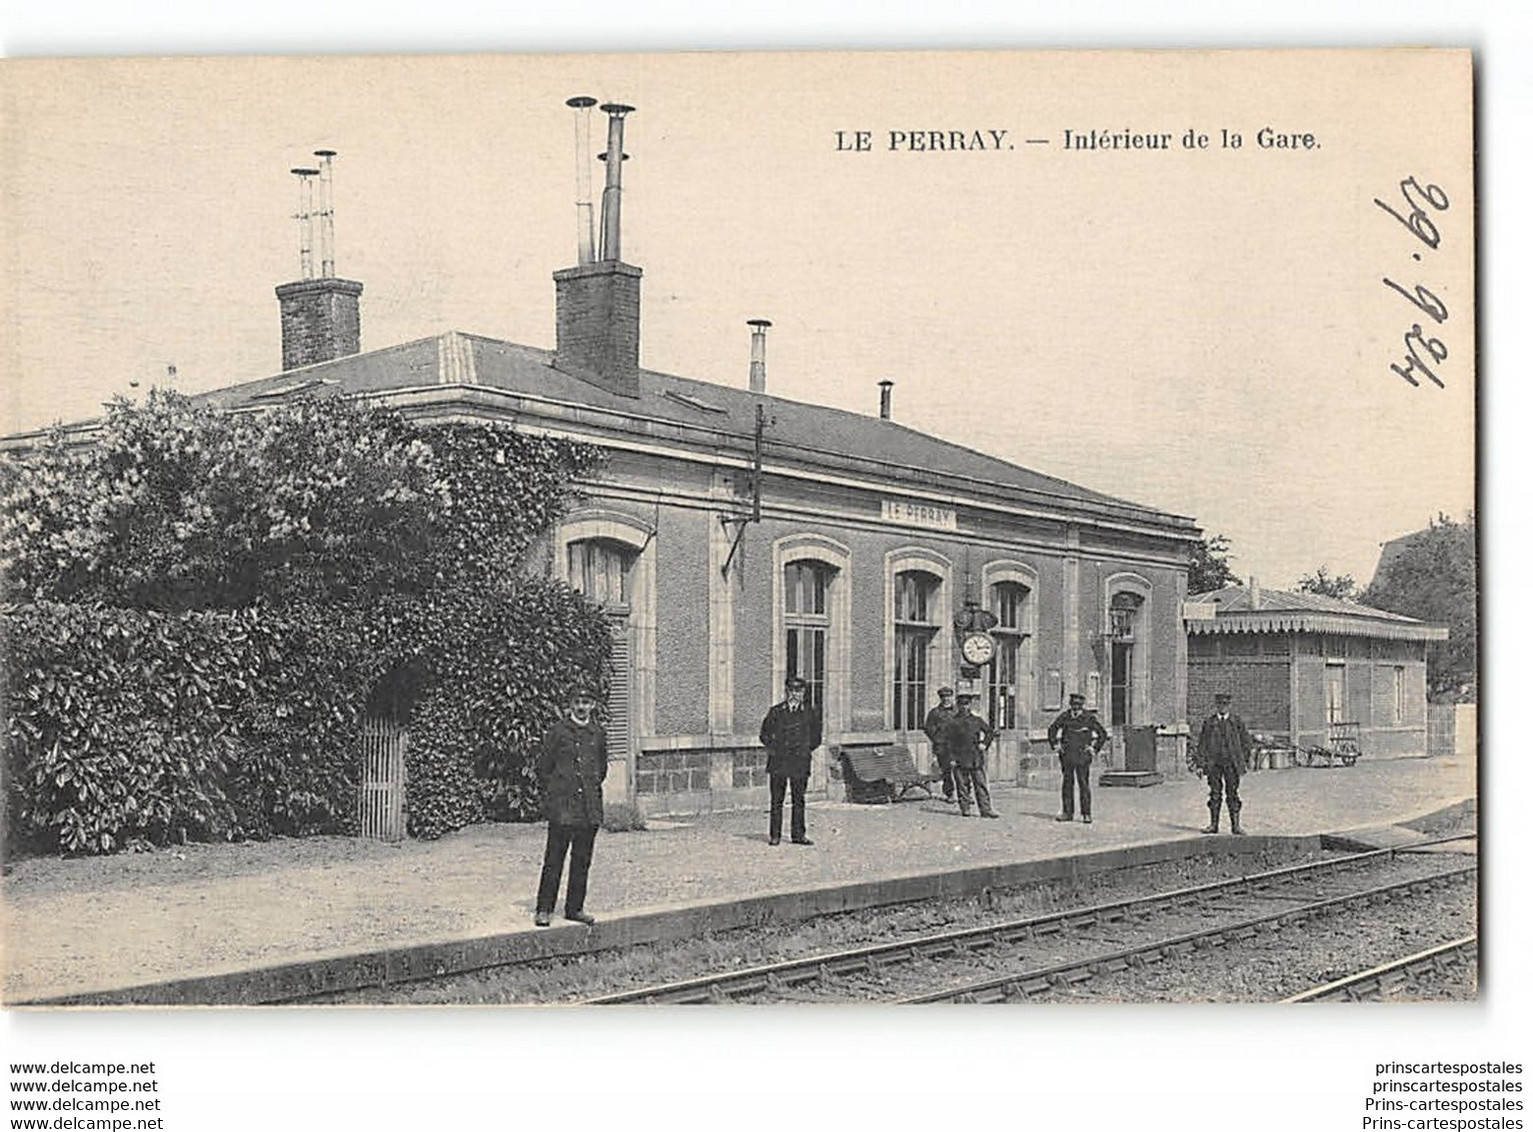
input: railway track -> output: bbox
[585,836,1476,1005]
[1280,935,1478,1002]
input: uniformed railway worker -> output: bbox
[922,686,960,803]
[759,676,823,845]
[1047,692,1109,824]
[533,682,608,926]
[1196,691,1253,835]
[945,694,999,818]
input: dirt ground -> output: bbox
[1,753,1477,1002]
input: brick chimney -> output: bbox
[553,262,642,396]
[276,155,362,371]
[276,278,363,370]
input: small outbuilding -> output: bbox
[1185,581,1448,759]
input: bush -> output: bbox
[405,580,614,839]
[601,801,648,834]
[3,603,251,854]
[0,392,610,856]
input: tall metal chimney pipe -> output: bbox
[879,379,894,420]
[313,150,337,278]
[747,319,772,393]
[291,167,319,280]
[566,97,598,266]
[597,102,634,262]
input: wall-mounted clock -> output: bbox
[960,631,996,666]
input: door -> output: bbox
[1111,641,1133,726]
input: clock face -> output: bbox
[961,632,995,665]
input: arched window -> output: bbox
[784,560,834,711]
[893,570,941,731]
[774,535,852,733]
[567,539,635,610]
[988,581,1031,730]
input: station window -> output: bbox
[784,560,834,712]
[568,539,635,611]
[988,581,1030,730]
[893,570,941,731]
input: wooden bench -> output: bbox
[837,744,941,804]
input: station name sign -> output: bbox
[881,499,957,531]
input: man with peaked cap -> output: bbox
[759,675,823,845]
[1047,692,1109,824]
[922,686,960,803]
[1196,691,1253,834]
[533,680,608,927]
[944,693,999,818]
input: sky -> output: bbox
[0,48,1476,591]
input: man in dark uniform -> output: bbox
[1047,692,1109,824]
[534,682,608,926]
[1196,691,1252,835]
[759,676,822,845]
[945,693,999,818]
[922,686,960,803]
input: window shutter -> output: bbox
[607,622,632,762]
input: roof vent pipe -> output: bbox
[290,166,320,280]
[879,379,894,420]
[566,96,598,266]
[748,319,772,393]
[597,102,635,262]
[313,150,337,278]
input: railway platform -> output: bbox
[2,750,1475,1005]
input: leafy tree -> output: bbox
[1188,533,1239,594]
[1296,566,1360,601]
[1,390,611,854]
[1361,512,1477,701]
[1,391,592,611]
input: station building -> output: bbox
[1185,582,1447,758]
[75,107,1206,817]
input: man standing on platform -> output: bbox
[922,686,960,804]
[759,676,822,846]
[534,682,608,927]
[945,693,999,818]
[1196,691,1253,835]
[1047,692,1108,824]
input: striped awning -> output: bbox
[1186,611,1448,641]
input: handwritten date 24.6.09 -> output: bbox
[1375,176,1451,389]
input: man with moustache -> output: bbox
[945,693,999,819]
[1196,691,1253,835]
[759,675,823,845]
[1047,692,1109,824]
[533,681,608,927]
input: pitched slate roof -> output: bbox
[1186,585,1446,641]
[192,330,1197,535]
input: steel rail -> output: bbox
[583,835,1475,1005]
[1278,935,1478,1003]
[897,866,1475,1004]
